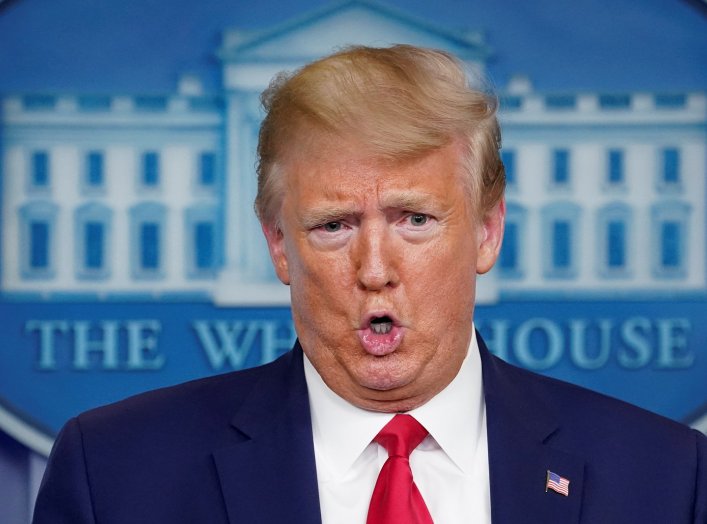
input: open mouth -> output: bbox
[370,315,393,335]
[358,312,403,356]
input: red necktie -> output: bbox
[366,414,434,524]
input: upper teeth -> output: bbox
[371,321,393,335]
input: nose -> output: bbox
[354,222,399,291]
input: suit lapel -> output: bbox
[213,344,322,524]
[479,335,585,524]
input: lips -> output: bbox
[357,312,403,356]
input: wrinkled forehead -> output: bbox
[277,137,476,218]
[278,122,468,173]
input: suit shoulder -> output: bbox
[75,350,292,436]
[491,353,701,444]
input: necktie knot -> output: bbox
[374,414,429,458]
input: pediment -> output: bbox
[219,0,490,65]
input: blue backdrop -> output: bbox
[1,1,705,523]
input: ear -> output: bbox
[476,198,506,275]
[261,222,291,285]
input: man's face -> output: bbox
[263,138,504,412]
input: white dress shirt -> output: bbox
[303,329,491,523]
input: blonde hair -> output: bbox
[255,44,505,225]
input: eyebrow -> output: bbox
[378,191,433,211]
[299,205,360,229]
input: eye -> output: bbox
[322,221,342,232]
[408,214,429,226]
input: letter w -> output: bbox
[193,321,259,370]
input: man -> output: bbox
[34,45,705,523]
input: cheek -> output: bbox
[290,247,355,310]
[408,237,477,311]
[304,250,352,285]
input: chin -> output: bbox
[357,392,429,414]
[356,369,421,399]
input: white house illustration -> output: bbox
[1,0,705,305]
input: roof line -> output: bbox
[218,0,491,60]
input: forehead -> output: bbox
[281,140,469,211]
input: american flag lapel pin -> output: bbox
[545,470,570,496]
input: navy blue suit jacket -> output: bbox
[34,337,707,523]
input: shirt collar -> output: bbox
[409,330,485,473]
[303,327,485,479]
